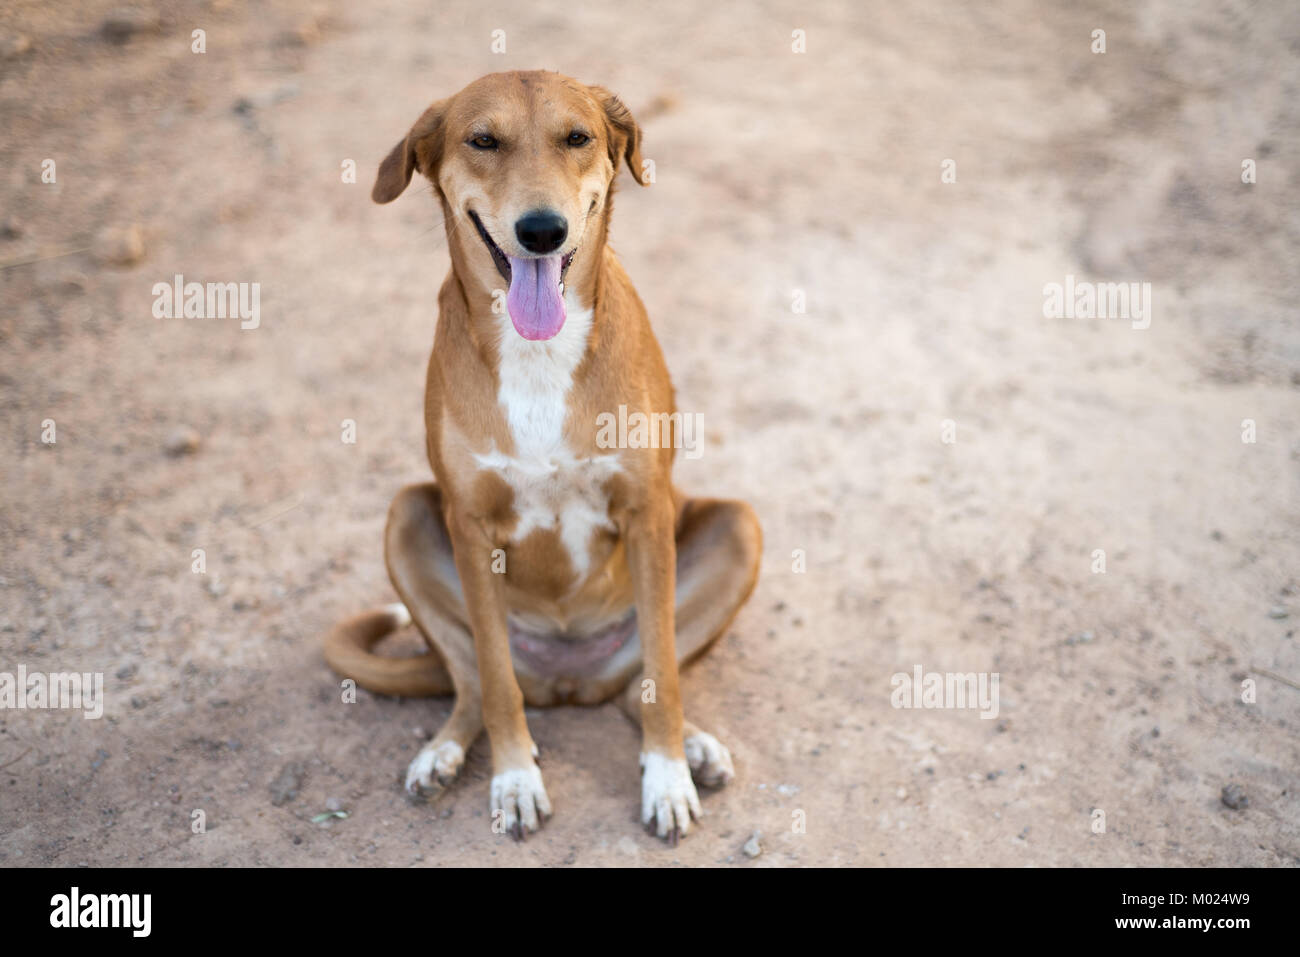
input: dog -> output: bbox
[324,71,761,843]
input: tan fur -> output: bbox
[324,71,761,842]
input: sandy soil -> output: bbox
[1,0,1297,867]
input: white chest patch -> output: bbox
[474,296,622,580]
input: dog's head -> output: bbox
[373,71,645,341]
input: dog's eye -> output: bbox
[567,131,591,147]
[469,135,498,150]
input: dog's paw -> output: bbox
[405,740,465,795]
[640,752,701,844]
[491,763,551,840]
[684,731,734,789]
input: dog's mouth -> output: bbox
[468,209,576,342]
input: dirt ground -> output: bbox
[1,0,1297,867]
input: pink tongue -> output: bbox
[506,255,566,340]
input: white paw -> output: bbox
[640,752,701,842]
[405,740,464,794]
[491,764,551,838]
[684,731,734,788]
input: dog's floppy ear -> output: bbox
[372,99,448,204]
[591,87,646,186]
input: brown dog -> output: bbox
[324,71,761,843]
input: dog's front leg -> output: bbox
[626,500,701,843]
[448,515,549,839]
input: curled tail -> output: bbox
[322,603,454,698]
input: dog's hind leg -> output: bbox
[384,483,485,795]
[616,496,762,789]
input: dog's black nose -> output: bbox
[515,210,568,254]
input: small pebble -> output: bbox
[0,34,32,60]
[1268,606,1288,620]
[164,427,200,457]
[269,762,305,807]
[1221,784,1248,810]
[275,23,320,48]
[92,224,145,266]
[100,10,161,44]
[741,831,762,859]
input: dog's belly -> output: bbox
[508,610,638,680]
